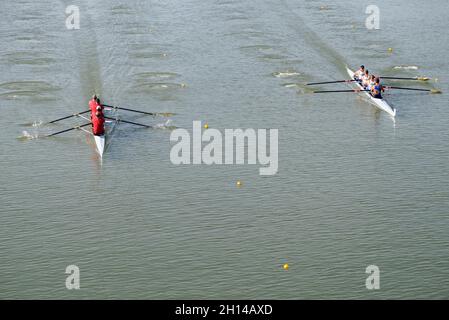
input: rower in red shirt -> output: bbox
[92,111,105,136]
[95,96,104,113]
[95,105,103,116]
[89,95,99,114]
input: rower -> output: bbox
[354,65,365,80]
[367,75,376,90]
[371,77,384,99]
[89,95,99,114]
[361,70,370,88]
[95,96,103,109]
[95,105,103,116]
[92,111,105,136]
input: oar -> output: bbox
[47,123,91,137]
[386,86,441,93]
[102,105,155,116]
[48,110,90,124]
[103,104,175,117]
[313,89,370,93]
[104,116,152,128]
[381,76,429,81]
[306,79,356,86]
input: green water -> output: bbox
[1,0,448,299]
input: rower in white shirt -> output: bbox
[367,75,376,90]
[354,65,365,80]
[361,70,370,88]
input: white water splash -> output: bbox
[393,65,418,70]
[283,83,302,88]
[155,119,173,129]
[273,71,301,78]
[19,130,38,140]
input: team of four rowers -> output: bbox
[88,95,105,136]
[353,65,385,99]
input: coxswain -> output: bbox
[371,77,385,99]
[92,111,105,136]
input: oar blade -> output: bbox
[387,86,441,92]
[156,112,176,117]
[381,76,430,81]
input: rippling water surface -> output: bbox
[1,0,448,299]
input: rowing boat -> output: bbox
[95,107,119,156]
[46,104,152,157]
[346,67,396,117]
[79,107,119,157]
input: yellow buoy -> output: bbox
[204,123,209,129]
[283,263,289,270]
[388,47,393,53]
[236,180,242,187]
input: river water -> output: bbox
[1,0,448,299]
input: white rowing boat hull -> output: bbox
[93,108,118,157]
[94,135,105,156]
[346,67,396,117]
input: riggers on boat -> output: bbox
[45,103,153,158]
[346,66,397,117]
[88,107,119,157]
